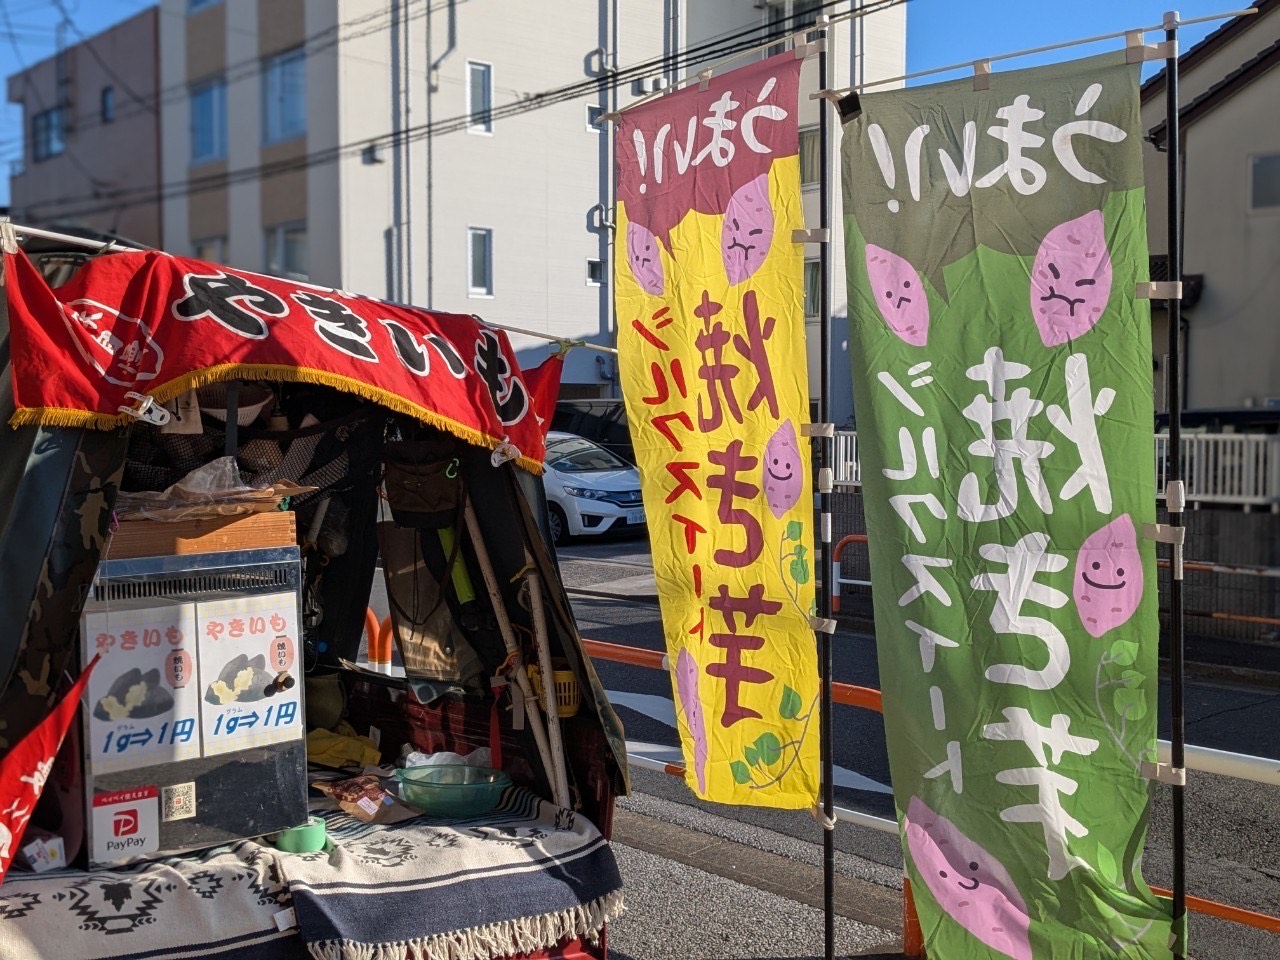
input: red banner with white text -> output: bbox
[3,250,548,471]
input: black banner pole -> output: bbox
[1162,11,1188,959]
[815,15,837,960]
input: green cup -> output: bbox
[272,816,327,853]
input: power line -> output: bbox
[27,0,906,223]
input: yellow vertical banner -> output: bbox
[614,55,819,808]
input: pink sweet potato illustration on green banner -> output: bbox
[905,796,1032,960]
[1030,210,1113,347]
[721,173,774,284]
[626,221,665,296]
[1074,514,1143,638]
[763,419,804,519]
[675,647,708,795]
[865,244,928,346]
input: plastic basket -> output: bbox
[528,661,580,718]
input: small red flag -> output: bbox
[0,655,99,880]
[523,353,565,441]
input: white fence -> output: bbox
[834,430,1280,507]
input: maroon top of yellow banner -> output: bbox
[616,56,800,250]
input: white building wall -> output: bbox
[159,0,905,416]
[307,0,343,287]
[158,2,188,256]
[224,0,262,272]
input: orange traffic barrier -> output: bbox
[582,638,666,670]
[363,607,380,650]
[1152,886,1280,935]
[902,878,925,958]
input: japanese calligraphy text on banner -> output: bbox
[842,54,1169,957]
[615,54,819,809]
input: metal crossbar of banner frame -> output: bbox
[816,7,1259,98]
[0,220,620,357]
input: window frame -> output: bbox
[191,236,227,264]
[467,226,494,298]
[586,258,604,286]
[189,77,228,165]
[799,125,820,190]
[31,106,65,162]
[466,60,494,135]
[100,86,115,124]
[188,0,223,12]
[585,104,604,133]
[803,258,821,319]
[765,0,823,54]
[264,221,309,280]
[262,46,307,146]
[1249,152,1280,214]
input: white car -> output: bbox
[542,431,645,545]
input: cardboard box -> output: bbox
[105,512,297,560]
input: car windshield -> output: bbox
[546,437,630,472]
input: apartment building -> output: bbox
[6,8,161,247]
[155,0,903,409]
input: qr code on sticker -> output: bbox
[162,782,197,821]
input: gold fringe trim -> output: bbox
[8,363,545,475]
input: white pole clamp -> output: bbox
[1141,760,1187,786]
[801,423,836,438]
[792,228,830,244]
[1136,280,1183,300]
[1143,522,1186,545]
[118,392,172,426]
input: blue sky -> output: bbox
[0,0,1241,208]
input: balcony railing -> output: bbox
[834,430,1280,507]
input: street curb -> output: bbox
[567,585,660,602]
[611,807,904,942]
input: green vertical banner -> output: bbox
[841,54,1171,958]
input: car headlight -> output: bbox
[563,485,610,501]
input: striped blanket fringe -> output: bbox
[305,889,626,960]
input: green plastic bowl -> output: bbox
[395,765,512,818]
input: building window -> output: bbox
[101,87,115,124]
[1252,153,1280,210]
[188,0,222,12]
[467,61,493,134]
[767,0,823,55]
[266,222,308,279]
[31,107,65,162]
[803,259,820,318]
[190,78,227,164]
[263,47,306,144]
[799,126,820,187]
[586,104,603,132]
[586,259,604,285]
[192,236,226,264]
[468,227,493,296]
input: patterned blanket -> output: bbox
[0,788,623,960]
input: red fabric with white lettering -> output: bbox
[3,250,548,470]
[0,656,98,881]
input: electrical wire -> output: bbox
[26,0,905,223]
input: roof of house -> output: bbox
[1147,35,1280,146]
[1141,0,1279,104]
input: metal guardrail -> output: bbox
[834,430,1280,506]
[580,635,1280,940]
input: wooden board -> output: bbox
[105,511,298,560]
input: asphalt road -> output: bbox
[556,534,1280,960]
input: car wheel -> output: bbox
[547,504,569,545]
